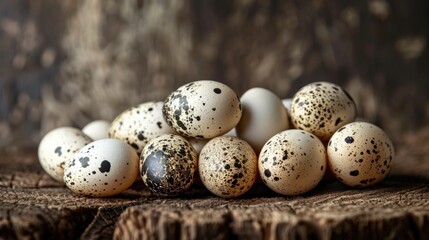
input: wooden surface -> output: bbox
[1,127,429,240]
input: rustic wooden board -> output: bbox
[1,127,429,239]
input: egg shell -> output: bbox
[236,88,289,153]
[109,101,175,154]
[327,122,394,188]
[290,82,357,141]
[163,80,242,139]
[188,138,209,155]
[82,120,110,140]
[64,138,139,197]
[199,136,257,198]
[259,129,327,195]
[282,98,293,115]
[282,98,295,129]
[140,134,197,196]
[38,127,92,182]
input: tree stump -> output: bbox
[1,127,429,240]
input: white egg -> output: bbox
[64,139,139,197]
[236,88,289,153]
[163,80,242,139]
[224,128,237,137]
[82,120,110,140]
[188,138,209,155]
[327,122,394,187]
[282,98,293,114]
[38,127,92,182]
[259,129,327,195]
[109,101,176,154]
[290,82,357,141]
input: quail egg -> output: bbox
[236,88,289,152]
[82,120,110,140]
[38,127,92,182]
[290,82,357,141]
[163,80,242,139]
[109,101,175,154]
[199,136,257,198]
[259,129,327,195]
[140,134,197,195]
[327,122,394,187]
[64,138,139,197]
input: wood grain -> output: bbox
[1,128,429,239]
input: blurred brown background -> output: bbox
[0,0,428,150]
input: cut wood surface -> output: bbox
[1,127,429,240]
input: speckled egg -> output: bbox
[38,127,92,182]
[109,101,175,154]
[290,82,357,141]
[327,122,394,188]
[64,138,139,197]
[199,136,257,198]
[82,120,110,140]
[236,88,289,153]
[163,80,242,139]
[259,130,327,195]
[140,134,197,195]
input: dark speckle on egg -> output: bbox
[199,136,257,198]
[141,134,197,195]
[163,81,242,139]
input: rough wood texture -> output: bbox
[1,128,429,239]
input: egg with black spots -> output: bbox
[109,101,176,154]
[327,122,394,187]
[38,127,92,182]
[259,129,327,195]
[64,139,139,197]
[290,82,357,141]
[163,80,242,139]
[140,134,197,195]
[199,136,257,198]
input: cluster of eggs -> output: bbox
[38,80,394,198]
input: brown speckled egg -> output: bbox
[199,136,257,198]
[290,82,357,141]
[64,139,139,197]
[163,80,242,139]
[327,122,394,188]
[259,130,327,195]
[140,134,197,196]
[109,101,176,154]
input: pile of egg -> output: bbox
[38,81,394,198]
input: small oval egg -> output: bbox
[38,127,92,182]
[140,134,197,195]
[282,98,293,115]
[282,98,294,129]
[199,136,257,198]
[290,82,357,141]
[163,80,242,139]
[327,122,394,187]
[109,101,175,154]
[236,88,289,153]
[188,138,209,155]
[82,120,110,140]
[64,139,139,197]
[259,129,327,195]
